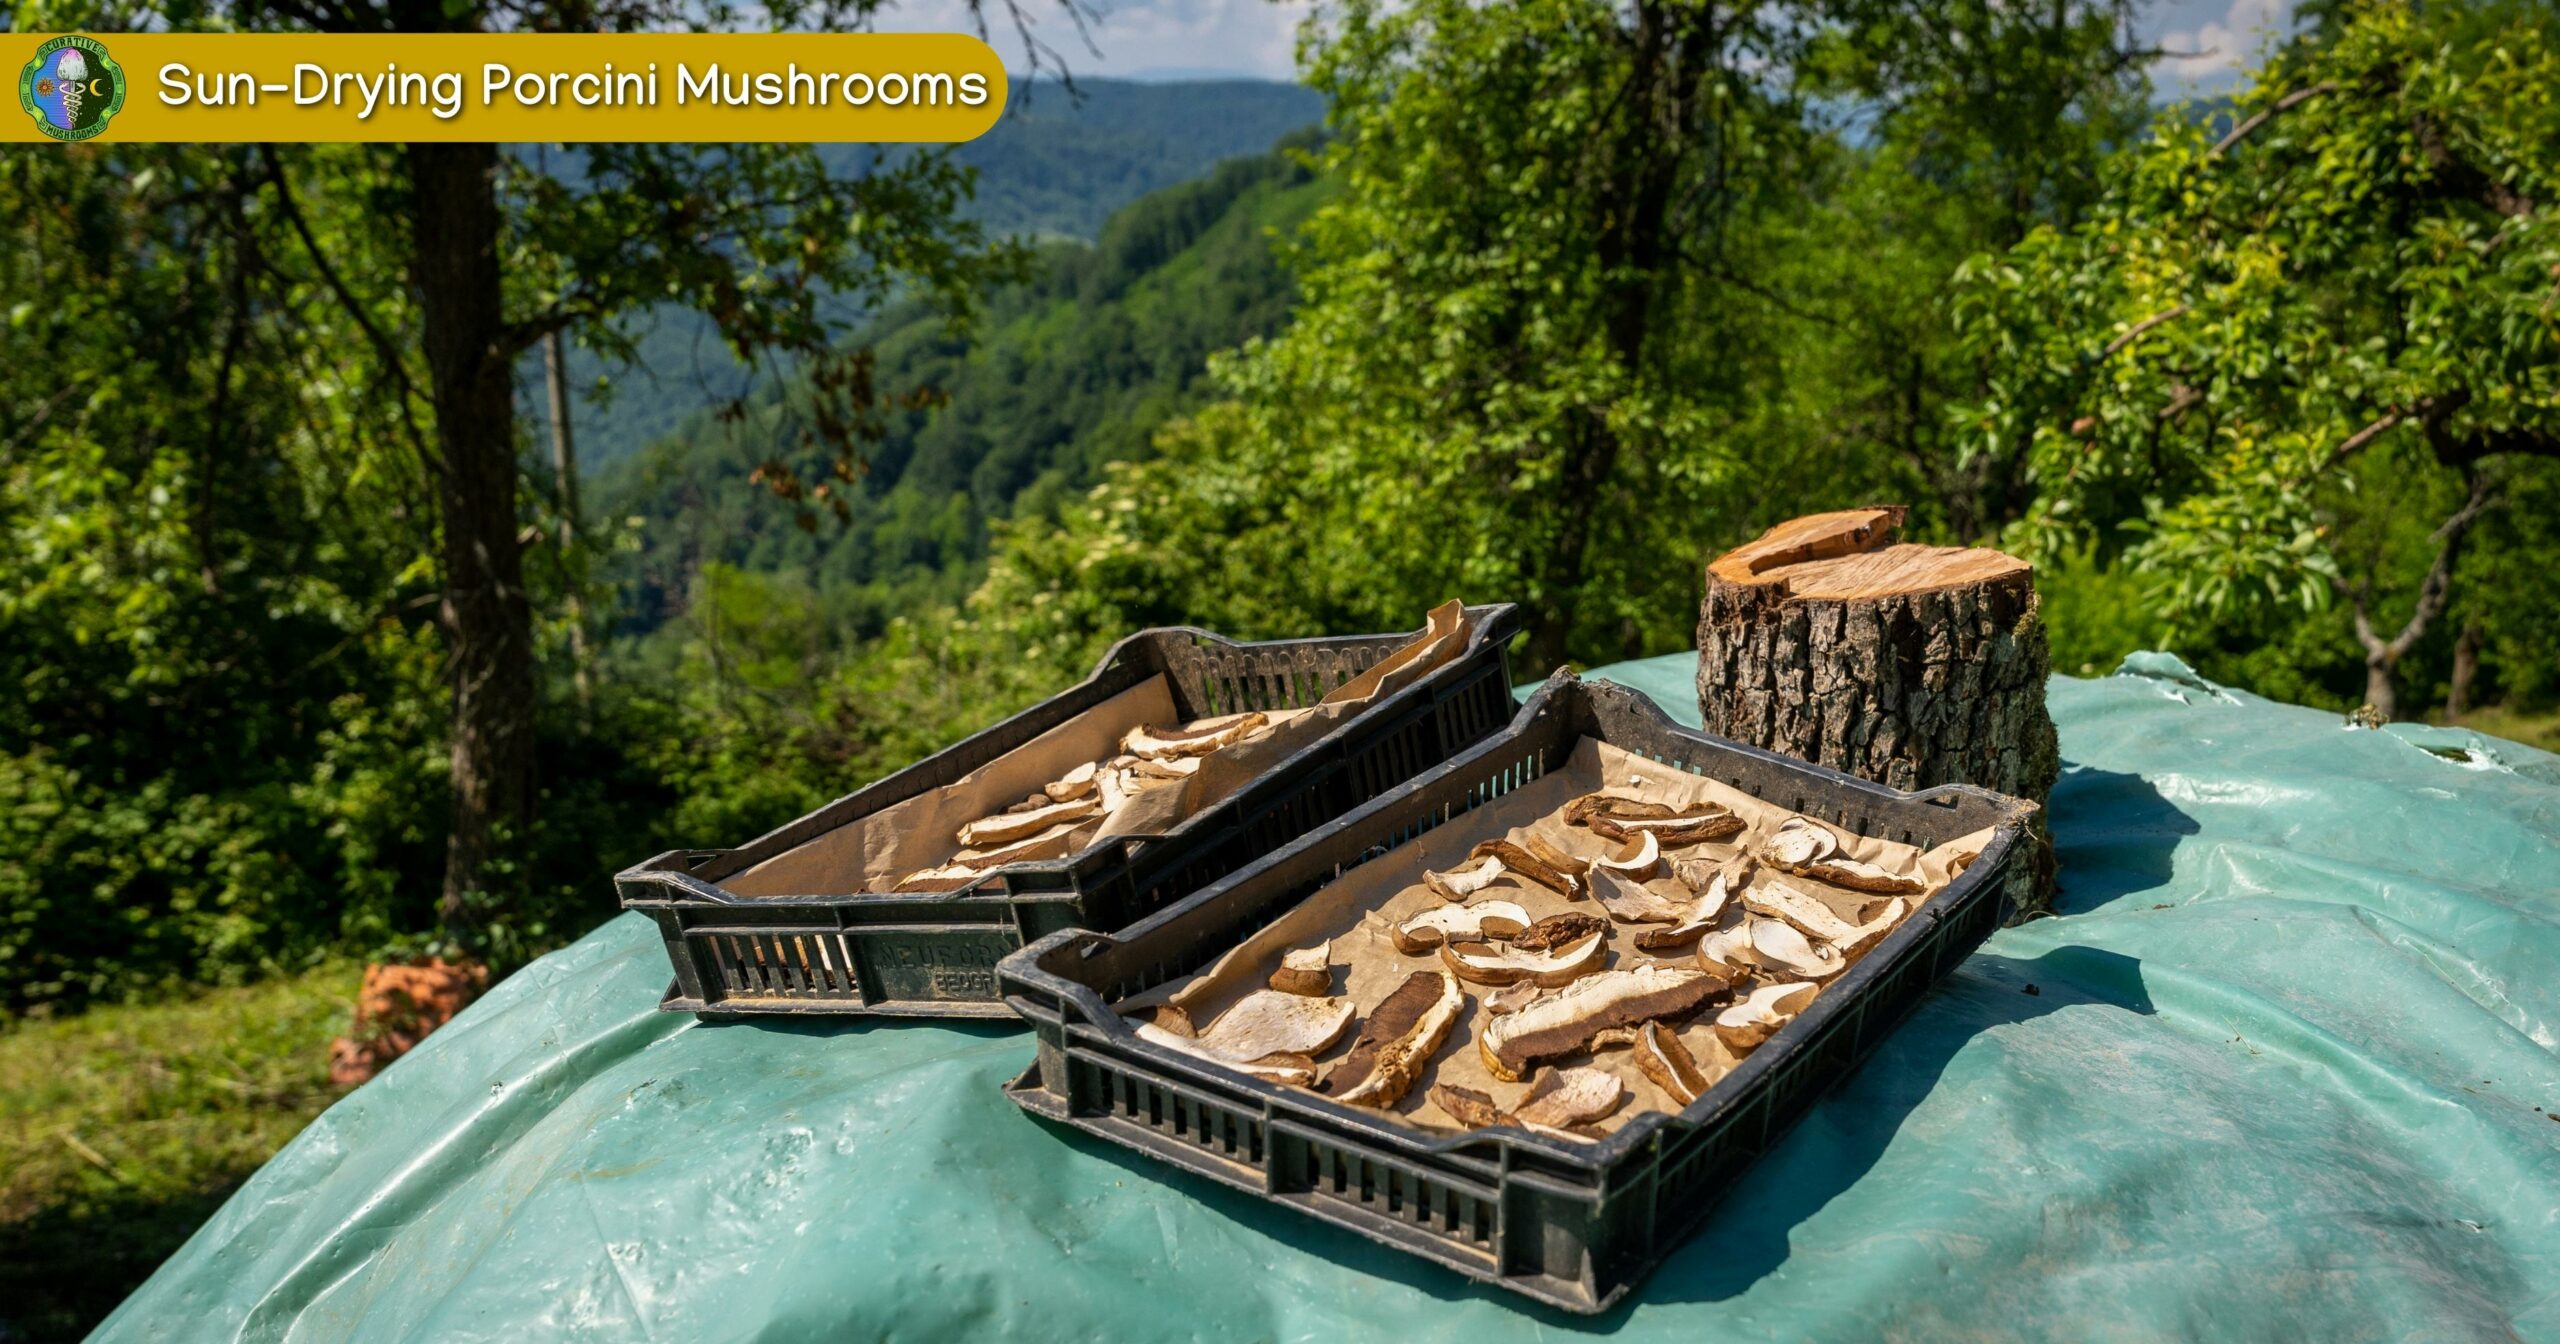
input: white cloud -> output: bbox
[2154,0,2295,93]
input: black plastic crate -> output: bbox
[996,672,2034,1312]
[617,605,1520,1018]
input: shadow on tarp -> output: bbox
[1021,947,2158,1332]
[2044,764,2202,916]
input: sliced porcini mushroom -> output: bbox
[1692,920,1757,975]
[1441,928,1606,988]
[1321,972,1464,1108]
[1002,792,1055,814]
[1483,983,1543,1016]
[1593,868,1687,924]
[1786,854,1927,896]
[1267,943,1334,996]
[1569,795,1745,848]
[1161,989,1357,1062]
[1748,919,1845,979]
[1628,1020,1714,1106]
[1122,711,1269,761]
[1633,870,1734,952]
[1592,830,1662,879]
[1129,1026,1320,1086]
[1478,964,1730,1082]
[961,819,1095,868]
[1762,816,1840,869]
[1562,794,1683,828]
[1130,754,1203,781]
[1429,1082,1505,1128]
[958,796,1101,849]
[1138,1003,1196,1036]
[1715,981,1820,1050]
[1510,912,1609,953]
[1466,839,1588,901]
[891,863,980,894]
[1391,900,1532,954]
[1745,880,1908,953]
[1044,761,1101,802]
[1424,855,1506,903]
[1508,1066,1627,1131]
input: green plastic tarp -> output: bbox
[95,653,2560,1342]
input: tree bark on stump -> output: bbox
[1696,506,2060,912]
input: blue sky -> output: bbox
[871,0,2297,95]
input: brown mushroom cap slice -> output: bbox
[1268,942,1335,996]
[1164,989,1358,1062]
[1788,854,1927,896]
[1563,793,1684,827]
[1748,919,1845,979]
[958,795,1102,850]
[1478,964,1730,1082]
[1634,869,1735,951]
[1468,839,1587,901]
[1044,760,1101,802]
[1440,928,1606,988]
[1424,855,1506,903]
[1629,1020,1714,1105]
[1692,919,1757,975]
[1321,971,1464,1108]
[1429,1082,1506,1129]
[1762,816,1840,869]
[1507,1066,1627,1130]
[891,863,981,894]
[1122,711,1270,761]
[1714,981,1820,1050]
[1592,830,1661,879]
[1745,880,1908,953]
[1510,912,1610,953]
[1593,867,1687,924]
[1391,900,1533,954]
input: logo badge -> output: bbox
[20,35,125,143]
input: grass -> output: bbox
[2445,703,2560,754]
[0,963,359,1343]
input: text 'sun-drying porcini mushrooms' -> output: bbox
[1477,964,1730,1082]
[1320,971,1464,1108]
[1391,901,1532,954]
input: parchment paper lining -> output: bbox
[1122,737,1997,1135]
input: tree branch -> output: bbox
[2101,304,2189,359]
[2210,81,2338,158]
[2383,472,2497,662]
[258,146,440,474]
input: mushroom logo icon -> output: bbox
[19,35,125,142]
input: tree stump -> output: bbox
[1696,506,2060,910]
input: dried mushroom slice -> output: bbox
[1593,868,1687,924]
[1592,831,1662,880]
[890,863,980,894]
[1790,854,1927,896]
[1391,900,1532,954]
[1507,1066,1627,1132]
[1628,1020,1714,1106]
[1468,840,1588,902]
[1424,855,1506,902]
[1745,880,1907,953]
[1130,755,1203,781]
[1715,981,1819,1050]
[1748,919,1844,979]
[1122,711,1269,761]
[1267,943,1334,996]
[1128,1028,1320,1086]
[960,819,1095,868]
[1321,971,1464,1108]
[1762,816,1839,869]
[1692,920,1757,976]
[1478,964,1729,1082]
[1569,795,1744,848]
[1512,912,1609,953]
[1483,983,1543,1016]
[1441,927,1606,988]
[958,796,1101,850]
[1156,989,1357,1063]
[1429,1083,1506,1128]
[1139,1003,1196,1036]
[1044,761,1101,803]
[1633,869,1735,952]
[1674,853,1751,892]
[1563,794,1683,827]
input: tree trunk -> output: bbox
[1696,506,2061,911]
[409,141,536,933]
[2361,655,2400,724]
[2447,621,2482,718]
[544,328,593,714]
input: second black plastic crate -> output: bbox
[617,604,1519,1018]
[997,672,2034,1312]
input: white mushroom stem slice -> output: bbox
[1268,943,1334,996]
[1507,1066,1627,1129]
[1479,965,1731,1082]
[1634,870,1734,951]
[1483,983,1543,1016]
[1321,972,1464,1108]
[1130,1026,1319,1086]
[1044,760,1101,802]
[1745,880,1908,953]
[1715,981,1820,1050]
[1130,755,1203,781]
[1762,816,1840,868]
[1159,989,1357,1062]
[1122,711,1270,760]
[959,819,1095,868]
[1440,929,1606,988]
[1629,1020,1714,1106]
[1593,867,1687,924]
[958,795,1101,849]
[1097,767,1132,814]
[891,863,980,894]
[1391,900,1532,954]
[1592,831,1660,879]
[1693,920,1756,976]
[1424,856,1506,903]
[1469,840,1587,901]
[1749,919,1845,979]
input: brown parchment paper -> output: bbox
[1094,599,1474,843]
[719,676,1179,897]
[1122,736,1998,1136]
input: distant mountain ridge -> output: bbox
[537,79,1324,466]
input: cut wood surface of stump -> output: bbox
[1696,506,2060,909]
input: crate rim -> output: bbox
[1000,669,2034,1173]
[614,603,1522,910]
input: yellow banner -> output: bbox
[8,33,1006,143]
